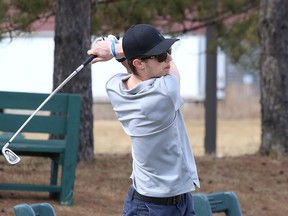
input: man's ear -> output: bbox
[133,59,145,70]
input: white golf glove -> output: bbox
[93,35,125,62]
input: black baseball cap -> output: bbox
[122,24,179,60]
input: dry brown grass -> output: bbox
[1,118,288,216]
[94,118,261,157]
[1,153,288,216]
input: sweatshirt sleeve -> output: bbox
[163,74,184,111]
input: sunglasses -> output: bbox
[140,49,172,63]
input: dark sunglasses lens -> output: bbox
[157,49,172,62]
[167,49,172,55]
[157,53,168,62]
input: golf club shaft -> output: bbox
[7,55,96,145]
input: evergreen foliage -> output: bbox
[0,0,259,67]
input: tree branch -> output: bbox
[162,1,259,34]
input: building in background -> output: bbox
[0,32,227,102]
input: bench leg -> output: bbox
[60,156,77,206]
[49,158,60,200]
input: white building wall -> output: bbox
[0,34,226,101]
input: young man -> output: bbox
[88,24,200,216]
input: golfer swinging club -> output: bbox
[88,24,200,216]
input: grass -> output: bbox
[94,118,261,157]
[2,118,288,216]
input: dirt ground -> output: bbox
[1,116,288,216]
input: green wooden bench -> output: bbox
[0,91,82,206]
[14,203,56,216]
[193,191,242,216]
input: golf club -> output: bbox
[1,54,96,165]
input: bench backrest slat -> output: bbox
[0,113,67,134]
[0,91,69,112]
[0,91,82,136]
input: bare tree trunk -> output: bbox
[258,0,288,156]
[54,0,94,161]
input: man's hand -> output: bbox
[87,40,114,64]
[87,35,124,64]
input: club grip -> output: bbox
[82,55,97,66]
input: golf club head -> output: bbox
[2,143,21,165]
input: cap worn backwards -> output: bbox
[122,24,179,60]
